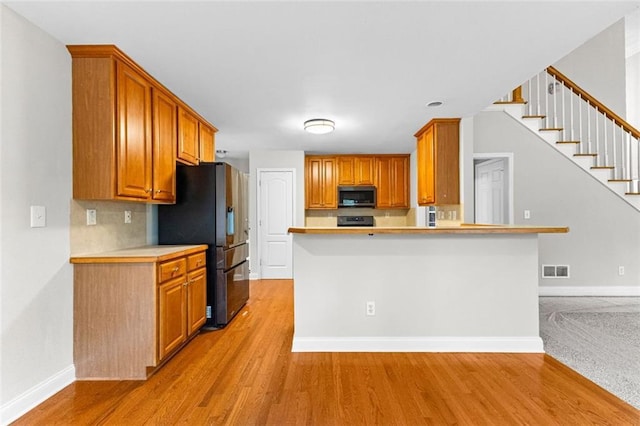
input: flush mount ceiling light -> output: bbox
[304,118,335,135]
[426,100,444,108]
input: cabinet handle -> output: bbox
[172,266,180,274]
[145,188,153,193]
[183,281,189,287]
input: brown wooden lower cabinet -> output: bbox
[71,245,207,380]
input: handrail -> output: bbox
[546,66,640,139]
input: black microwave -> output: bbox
[338,186,376,208]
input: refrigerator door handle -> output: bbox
[226,207,235,235]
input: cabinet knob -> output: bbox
[145,188,153,193]
[173,266,180,273]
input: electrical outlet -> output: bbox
[124,210,132,224]
[524,210,531,220]
[618,266,625,276]
[366,301,375,316]
[86,209,97,226]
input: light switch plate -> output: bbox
[30,205,46,228]
[86,209,97,226]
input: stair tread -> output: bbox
[609,179,632,182]
[556,141,580,144]
[540,128,563,131]
[523,115,546,119]
[494,100,527,105]
[574,153,597,157]
[591,166,615,169]
[625,192,640,196]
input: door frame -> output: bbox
[256,168,296,280]
[472,153,514,225]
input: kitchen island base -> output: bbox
[289,227,567,353]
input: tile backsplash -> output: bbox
[70,200,147,255]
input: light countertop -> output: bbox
[288,224,569,235]
[70,244,208,264]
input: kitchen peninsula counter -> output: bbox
[289,224,568,235]
[289,224,568,353]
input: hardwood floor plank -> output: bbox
[13,279,640,425]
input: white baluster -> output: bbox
[527,78,532,116]
[545,72,549,126]
[536,73,541,116]
[552,76,558,128]
[561,81,566,140]
[587,102,592,155]
[578,94,583,154]
[611,122,617,180]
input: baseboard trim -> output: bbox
[249,272,260,280]
[539,286,640,296]
[291,336,544,353]
[1,365,75,425]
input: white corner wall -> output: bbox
[248,150,305,279]
[1,6,74,423]
[554,19,627,117]
[472,111,640,294]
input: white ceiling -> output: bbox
[5,1,639,159]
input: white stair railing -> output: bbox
[503,67,640,195]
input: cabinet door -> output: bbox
[337,157,355,185]
[355,157,375,185]
[177,106,200,165]
[322,158,337,208]
[390,156,409,208]
[417,126,436,205]
[305,157,337,209]
[187,268,207,336]
[199,123,216,163]
[152,89,177,203]
[116,62,152,199]
[158,276,187,360]
[375,157,393,208]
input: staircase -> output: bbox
[490,66,640,212]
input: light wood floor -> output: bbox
[15,280,639,425]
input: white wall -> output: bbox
[626,10,640,129]
[1,5,74,422]
[471,111,639,292]
[248,150,305,278]
[554,19,627,117]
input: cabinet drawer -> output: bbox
[187,252,206,271]
[159,258,187,283]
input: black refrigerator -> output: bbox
[158,163,249,328]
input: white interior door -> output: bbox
[258,169,294,279]
[475,158,507,224]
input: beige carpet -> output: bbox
[539,297,640,409]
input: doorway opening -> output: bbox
[473,153,514,224]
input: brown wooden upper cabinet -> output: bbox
[375,155,410,209]
[199,123,216,163]
[305,154,409,210]
[152,88,178,202]
[68,45,216,203]
[415,118,460,206]
[305,156,337,209]
[177,106,200,165]
[337,156,375,186]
